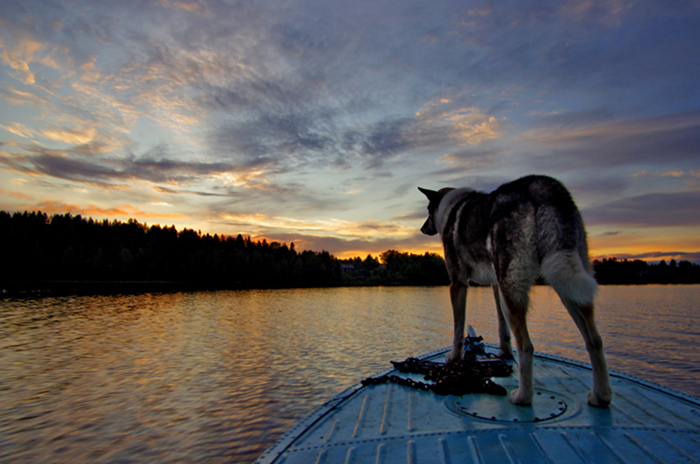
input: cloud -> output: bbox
[207,208,445,257]
[28,200,189,221]
[360,107,502,157]
[158,0,206,13]
[211,101,503,176]
[583,191,700,227]
[0,86,53,107]
[1,122,38,142]
[448,1,699,98]
[41,126,96,145]
[0,144,241,188]
[218,212,416,239]
[0,188,33,200]
[522,111,700,172]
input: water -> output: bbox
[1,285,699,463]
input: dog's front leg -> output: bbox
[447,282,467,363]
[499,286,534,406]
[493,285,514,359]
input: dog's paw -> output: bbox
[509,388,533,406]
[498,348,514,360]
[587,390,612,408]
[445,349,463,363]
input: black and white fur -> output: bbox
[419,175,612,407]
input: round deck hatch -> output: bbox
[449,389,571,423]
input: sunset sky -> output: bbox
[1,0,699,261]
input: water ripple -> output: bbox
[1,285,699,463]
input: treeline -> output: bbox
[0,211,447,291]
[341,250,449,286]
[592,258,700,285]
[0,211,339,289]
[3,211,698,292]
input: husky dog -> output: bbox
[419,175,612,407]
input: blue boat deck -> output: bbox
[256,345,700,464]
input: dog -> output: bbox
[419,175,612,407]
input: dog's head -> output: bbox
[418,187,452,236]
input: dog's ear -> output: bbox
[418,187,441,204]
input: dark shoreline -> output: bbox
[3,279,699,299]
[1,279,442,298]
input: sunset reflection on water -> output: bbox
[1,285,699,463]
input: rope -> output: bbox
[361,337,512,396]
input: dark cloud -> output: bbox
[2,145,238,187]
[443,1,700,104]
[566,175,630,199]
[393,210,427,222]
[583,191,700,227]
[31,154,123,185]
[526,111,700,172]
[360,118,414,157]
[154,186,227,197]
[533,107,616,129]
[211,106,339,171]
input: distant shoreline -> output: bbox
[3,279,698,298]
[3,212,699,296]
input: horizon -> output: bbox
[4,208,697,265]
[1,1,699,263]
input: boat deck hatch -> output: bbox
[449,388,571,423]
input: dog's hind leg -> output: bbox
[447,282,467,363]
[543,252,613,407]
[493,285,513,359]
[499,285,534,406]
[560,297,613,407]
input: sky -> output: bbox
[1,0,699,261]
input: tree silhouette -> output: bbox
[2,210,698,293]
[592,257,700,284]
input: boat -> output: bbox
[255,328,700,464]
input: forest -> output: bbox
[1,211,698,293]
[0,211,448,291]
[591,257,700,285]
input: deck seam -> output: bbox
[281,426,700,453]
[654,430,700,463]
[595,431,633,464]
[623,432,665,464]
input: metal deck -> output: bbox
[256,345,700,464]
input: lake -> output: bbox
[1,285,699,463]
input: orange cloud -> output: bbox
[1,86,52,107]
[159,0,204,12]
[32,200,189,221]
[219,212,417,239]
[1,122,37,141]
[0,188,33,200]
[415,100,504,146]
[41,126,96,145]
[589,225,700,262]
[519,112,700,148]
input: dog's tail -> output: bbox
[540,251,598,306]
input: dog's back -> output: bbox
[487,175,597,306]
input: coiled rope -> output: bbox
[361,337,512,396]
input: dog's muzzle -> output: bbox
[421,218,438,236]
